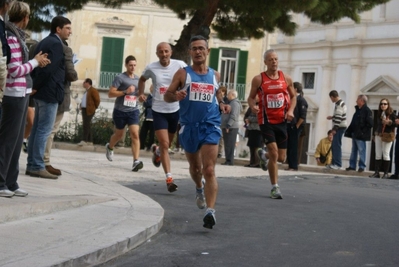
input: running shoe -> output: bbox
[168,148,175,154]
[257,148,268,171]
[196,189,206,209]
[151,144,161,167]
[166,177,178,192]
[22,141,28,153]
[203,209,216,229]
[132,161,143,172]
[105,143,113,161]
[270,186,283,199]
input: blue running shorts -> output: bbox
[179,123,221,153]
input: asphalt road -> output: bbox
[98,174,399,267]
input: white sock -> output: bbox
[165,173,172,179]
[272,184,278,188]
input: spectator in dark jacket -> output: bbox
[26,16,71,179]
[139,86,154,151]
[344,94,373,173]
[286,82,308,171]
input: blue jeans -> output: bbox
[349,137,366,169]
[332,128,345,167]
[27,99,58,171]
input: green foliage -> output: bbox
[239,149,248,159]
[25,0,389,62]
[55,106,114,145]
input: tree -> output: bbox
[26,0,389,61]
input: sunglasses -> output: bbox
[380,103,388,106]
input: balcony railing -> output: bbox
[99,71,119,89]
[219,82,247,101]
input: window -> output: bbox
[99,37,125,88]
[302,72,315,89]
[209,48,248,100]
[220,49,238,85]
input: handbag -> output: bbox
[319,146,332,164]
[381,132,395,142]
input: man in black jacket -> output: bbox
[26,16,71,179]
[345,94,373,172]
[286,82,308,171]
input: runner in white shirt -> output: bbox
[138,42,186,193]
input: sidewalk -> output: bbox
[0,142,371,267]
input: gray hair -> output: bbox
[228,89,238,99]
[358,94,368,103]
[263,49,275,60]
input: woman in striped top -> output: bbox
[0,1,50,198]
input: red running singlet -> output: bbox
[257,70,290,125]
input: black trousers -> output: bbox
[139,120,154,150]
[287,125,302,170]
[0,95,29,191]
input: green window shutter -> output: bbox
[237,50,248,85]
[100,37,125,73]
[209,48,220,70]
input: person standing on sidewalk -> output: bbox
[138,42,186,193]
[0,1,50,197]
[78,78,100,146]
[286,82,307,171]
[247,49,297,200]
[326,90,347,170]
[368,98,394,178]
[139,85,154,151]
[389,115,399,180]
[105,55,143,172]
[26,16,70,179]
[43,40,78,176]
[344,94,373,173]
[221,89,241,166]
[164,35,230,229]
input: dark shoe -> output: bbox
[30,169,58,179]
[381,173,389,179]
[345,167,356,171]
[217,153,222,158]
[284,168,297,171]
[151,144,161,167]
[388,174,399,180]
[251,164,260,168]
[203,209,216,229]
[369,172,380,178]
[46,165,62,176]
[25,170,31,175]
[22,142,28,153]
[221,162,233,166]
[166,177,178,193]
[358,168,364,173]
[244,164,252,167]
[132,161,143,172]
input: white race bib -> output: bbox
[123,95,137,107]
[267,93,284,108]
[189,82,214,103]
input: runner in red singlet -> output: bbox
[247,49,296,199]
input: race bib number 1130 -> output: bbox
[189,82,214,103]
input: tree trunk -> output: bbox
[171,0,219,64]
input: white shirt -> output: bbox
[141,59,187,113]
